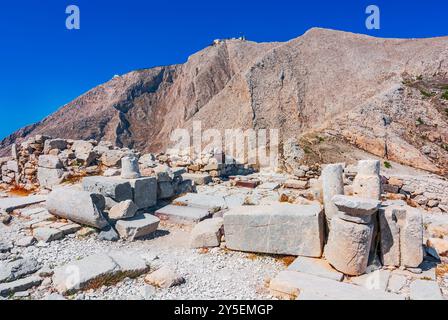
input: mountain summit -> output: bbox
[1,28,447,173]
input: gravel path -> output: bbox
[1,218,285,300]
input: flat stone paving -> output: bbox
[0,195,47,212]
[155,205,211,224]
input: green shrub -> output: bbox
[384,161,392,169]
[442,90,448,100]
[420,90,433,98]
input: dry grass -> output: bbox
[63,173,87,185]
[8,186,34,197]
[436,263,448,277]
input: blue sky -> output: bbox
[0,0,447,139]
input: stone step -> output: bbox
[270,270,405,300]
[287,257,344,282]
[155,205,211,224]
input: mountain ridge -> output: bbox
[1,28,447,174]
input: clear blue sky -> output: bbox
[0,0,447,139]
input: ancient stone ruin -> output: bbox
[0,136,447,300]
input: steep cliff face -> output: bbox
[1,28,447,174]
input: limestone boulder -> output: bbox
[38,155,63,169]
[101,150,125,167]
[37,167,65,189]
[115,213,160,240]
[190,218,224,248]
[144,266,184,288]
[72,140,96,166]
[108,200,138,220]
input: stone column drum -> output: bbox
[321,164,344,228]
[121,156,141,179]
[353,160,381,200]
[324,195,381,276]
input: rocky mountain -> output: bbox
[1,28,447,174]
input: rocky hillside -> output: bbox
[1,28,447,174]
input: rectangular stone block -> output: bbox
[379,204,424,268]
[157,181,174,199]
[128,177,157,209]
[82,176,133,202]
[224,204,324,257]
[181,173,212,185]
[379,205,402,266]
[37,167,64,189]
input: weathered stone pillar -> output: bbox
[121,156,141,179]
[379,204,423,268]
[321,164,344,227]
[353,160,381,200]
[324,195,380,276]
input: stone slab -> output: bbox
[349,270,391,291]
[287,257,344,282]
[173,193,226,212]
[0,195,47,213]
[224,204,324,257]
[155,205,211,224]
[409,279,443,300]
[52,253,119,294]
[0,276,42,297]
[270,270,404,300]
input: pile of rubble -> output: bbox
[155,148,257,178]
[0,135,139,190]
[382,175,448,213]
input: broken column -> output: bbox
[120,155,141,179]
[324,195,380,276]
[353,160,381,200]
[46,187,109,229]
[321,164,344,227]
[379,204,423,268]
